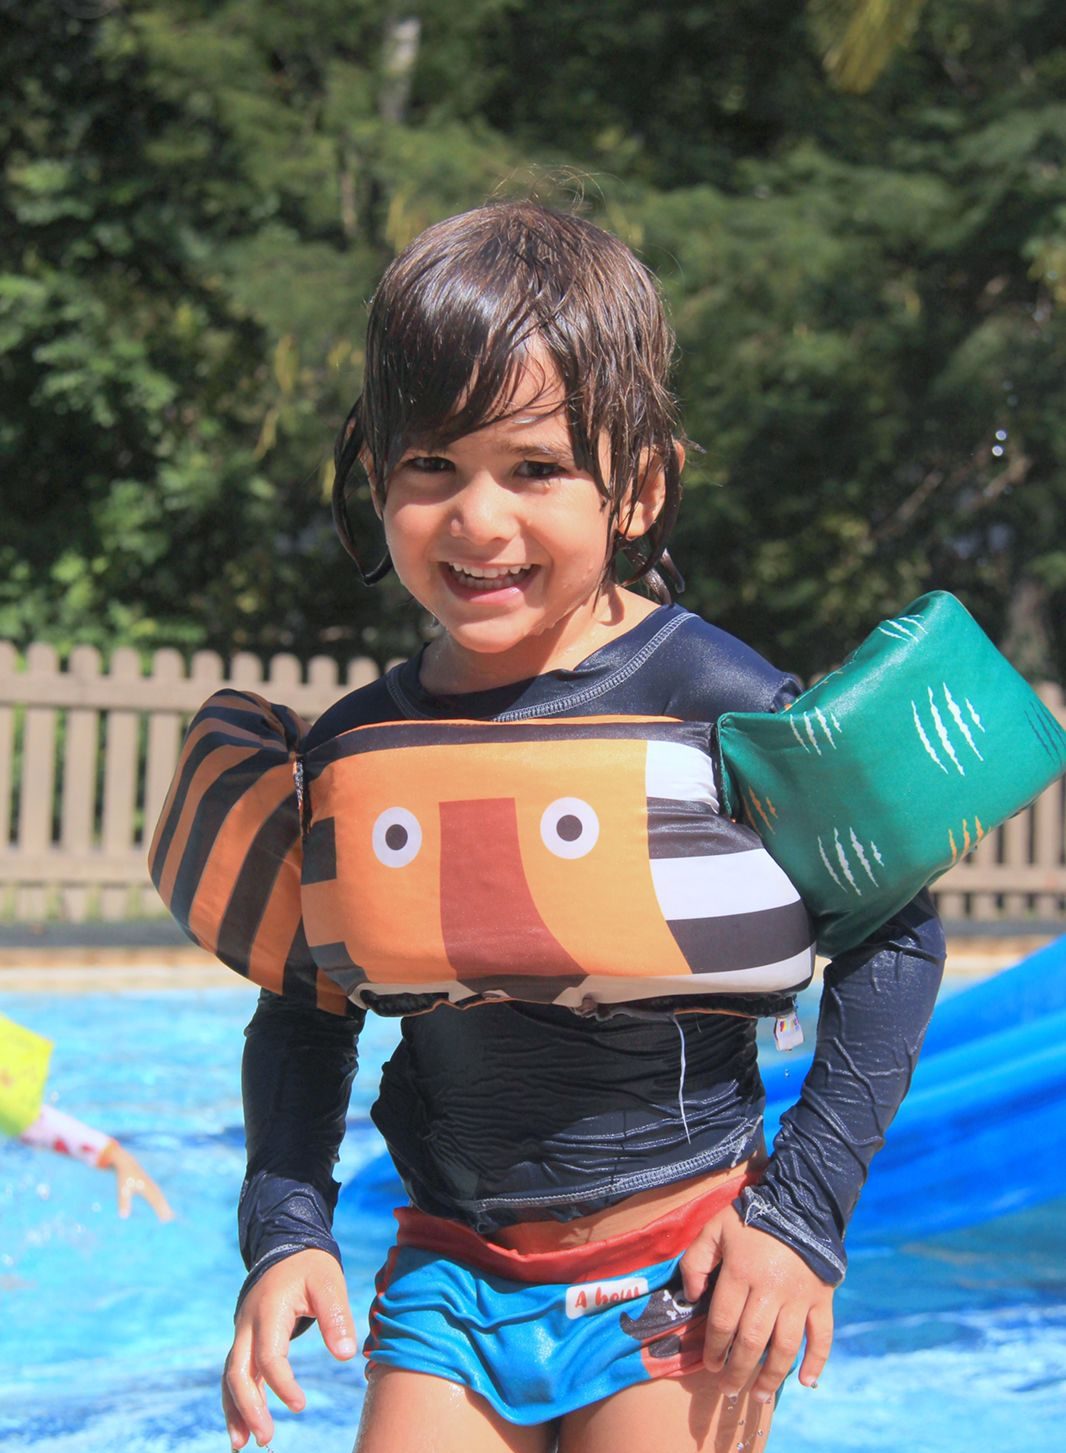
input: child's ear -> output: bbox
[618,442,684,539]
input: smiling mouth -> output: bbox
[445,563,536,592]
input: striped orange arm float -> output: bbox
[148,690,354,1017]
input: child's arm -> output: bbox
[223,988,362,1447]
[682,890,946,1400]
[18,1104,173,1221]
[236,989,362,1304]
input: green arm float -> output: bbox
[717,592,1066,956]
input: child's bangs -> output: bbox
[364,242,567,481]
[384,320,549,466]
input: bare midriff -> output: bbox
[489,1144,768,1252]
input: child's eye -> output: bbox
[517,460,567,480]
[403,455,452,473]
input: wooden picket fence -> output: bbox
[0,641,380,921]
[0,641,1063,926]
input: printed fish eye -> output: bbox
[540,797,600,859]
[372,807,423,867]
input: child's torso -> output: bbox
[310,605,799,1230]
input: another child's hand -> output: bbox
[96,1139,174,1222]
[222,1248,357,1450]
[680,1205,834,1404]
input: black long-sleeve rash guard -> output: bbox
[237,604,946,1312]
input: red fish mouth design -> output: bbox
[438,797,585,982]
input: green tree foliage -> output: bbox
[0,0,518,661]
[2,0,1064,681]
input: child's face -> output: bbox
[374,357,659,684]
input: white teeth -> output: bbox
[453,564,526,578]
[448,563,532,586]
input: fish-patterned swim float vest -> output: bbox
[150,699,815,1021]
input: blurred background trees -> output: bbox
[2,0,1064,682]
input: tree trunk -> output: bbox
[379,11,421,125]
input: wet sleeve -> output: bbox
[734,890,946,1283]
[235,988,364,1323]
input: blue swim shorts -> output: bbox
[363,1169,757,1425]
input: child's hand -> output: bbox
[680,1206,834,1405]
[222,1249,357,1450]
[96,1140,174,1222]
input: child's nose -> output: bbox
[447,472,512,542]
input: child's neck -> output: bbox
[418,588,662,697]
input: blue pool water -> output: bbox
[0,983,1063,1452]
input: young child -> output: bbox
[169,202,946,1452]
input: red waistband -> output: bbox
[393,1170,758,1284]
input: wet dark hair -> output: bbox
[332,200,684,599]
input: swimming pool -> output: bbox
[0,984,1062,1452]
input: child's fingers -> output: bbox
[105,1144,173,1221]
[140,1177,175,1222]
[115,1174,133,1219]
[750,1307,806,1404]
[307,1268,358,1360]
[222,1334,274,1449]
[700,1269,747,1372]
[679,1220,723,1304]
[253,1336,306,1416]
[123,1170,174,1222]
[797,1301,834,1388]
[221,1371,250,1450]
[718,1293,776,1397]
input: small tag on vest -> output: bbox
[773,1011,804,1051]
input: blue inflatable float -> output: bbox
[336,935,1066,1247]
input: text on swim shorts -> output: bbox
[565,1276,650,1318]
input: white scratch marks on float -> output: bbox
[912,699,948,773]
[928,687,965,775]
[850,828,879,886]
[943,683,984,761]
[818,835,846,893]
